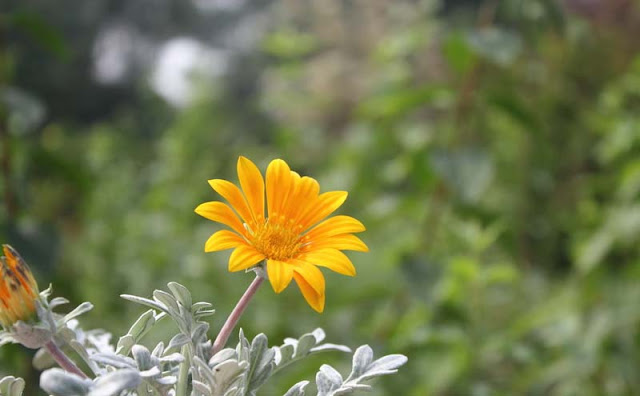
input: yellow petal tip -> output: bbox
[272,284,286,294]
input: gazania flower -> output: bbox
[195,156,368,312]
[0,245,39,328]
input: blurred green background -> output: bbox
[2,0,640,394]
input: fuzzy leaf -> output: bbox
[191,322,209,342]
[320,364,343,385]
[88,369,141,396]
[192,380,212,395]
[159,352,184,365]
[283,380,309,396]
[212,359,248,394]
[236,329,250,362]
[68,339,101,375]
[167,282,192,309]
[40,369,92,396]
[316,365,343,396]
[313,346,408,395]
[351,345,373,378]
[195,309,216,319]
[116,335,135,356]
[139,366,162,378]
[151,342,164,357]
[121,295,167,312]
[127,310,157,338]
[32,347,55,370]
[0,331,16,346]
[275,344,294,365]
[153,290,180,315]
[192,302,214,312]
[294,333,316,357]
[333,384,371,395]
[209,348,237,367]
[132,345,152,370]
[116,309,162,355]
[310,344,351,354]
[11,321,53,349]
[91,353,136,369]
[359,354,408,381]
[273,329,350,376]
[311,328,326,343]
[193,356,217,387]
[155,375,177,385]
[246,333,275,394]
[61,302,94,324]
[224,386,242,396]
[0,376,25,396]
[49,297,69,309]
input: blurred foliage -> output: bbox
[2,0,640,394]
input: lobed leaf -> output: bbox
[246,333,276,394]
[166,333,190,353]
[167,282,193,309]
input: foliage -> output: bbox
[2,0,640,394]
[1,283,406,395]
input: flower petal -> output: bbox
[302,234,369,252]
[208,179,255,225]
[266,260,294,293]
[300,248,356,276]
[293,272,325,313]
[266,159,292,217]
[195,202,246,236]
[304,215,366,242]
[292,261,325,295]
[287,175,320,221]
[228,245,265,272]
[237,156,265,221]
[205,230,247,252]
[298,191,348,230]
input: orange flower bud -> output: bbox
[0,245,40,328]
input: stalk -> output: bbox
[44,340,89,379]
[212,274,264,355]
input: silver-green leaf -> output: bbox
[40,369,92,396]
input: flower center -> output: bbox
[250,217,302,261]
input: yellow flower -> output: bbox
[0,245,40,328]
[195,156,368,312]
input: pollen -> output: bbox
[249,216,302,261]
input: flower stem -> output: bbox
[212,274,264,355]
[45,340,89,379]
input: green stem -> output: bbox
[176,344,190,396]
